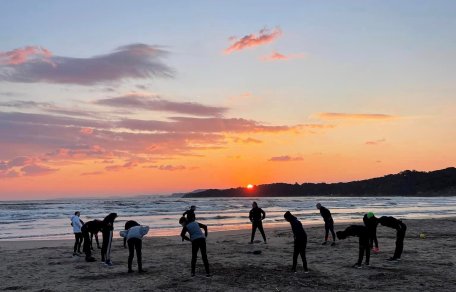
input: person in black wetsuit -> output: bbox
[363,212,379,253]
[179,216,211,277]
[183,206,196,222]
[284,211,308,273]
[123,220,140,248]
[336,225,370,268]
[81,220,103,262]
[378,216,407,261]
[316,203,336,246]
[249,202,267,244]
[101,213,117,266]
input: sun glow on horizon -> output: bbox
[246,184,254,189]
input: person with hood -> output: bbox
[249,201,267,244]
[101,213,117,266]
[378,216,407,261]
[336,225,370,268]
[363,212,379,253]
[183,205,196,222]
[123,220,140,248]
[120,223,149,273]
[179,216,210,277]
[284,211,308,273]
[316,203,336,246]
[70,211,84,256]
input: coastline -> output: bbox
[1,217,455,291]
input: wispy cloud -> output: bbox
[148,164,187,171]
[96,93,227,117]
[365,139,386,145]
[315,113,398,121]
[0,44,172,85]
[225,27,282,54]
[0,156,57,178]
[232,137,262,144]
[268,155,303,162]
[261,51,305,62]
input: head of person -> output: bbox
[367,212,375,219]
[75,211,80,216]
[316,203,322,209]
[179,216,188,227]
[336,230,347,240]
[190,205,196,211]
[283,211,295,222]
[252,201,258,208]
[103,212,117,225]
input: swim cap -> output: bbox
[367,212,375,218]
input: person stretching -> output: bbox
[101,213,117,266]
[81,220,97,262]
[123,220,140,248]
[120,224,149,273]
[363,212,379,253]
[249,202,267,244]
[70,211,84,256]
[336,225,370,268]
[378,216,407,261]
[183,205,196,222]
[179,217,211,277]
[284,211,308,273]
[316,203,336,246]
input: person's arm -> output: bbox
[249,210,253,222]
[261,208,266,220]
[183,210,187,217]
[199,223,208,237]
[79,219,85,226]
[180,227,190,241]
[363,215,368,226]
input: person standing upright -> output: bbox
[70,211,84,256]
[249,201,267,244]
[316,203,336,246]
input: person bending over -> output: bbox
[249,202,267,244]
[81,220,99,262]
[70,211,84,256]
[123,220,140,248]
[284,211,308,273]
[101,213,117,266]
[363,212,379,253]
[378,216,407,261]
[183,205,196,222]
[179,217,211,277]
[120,224,149,273]
[336,225,370,268]
[316,203,336,246]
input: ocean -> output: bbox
[1,196,455,240]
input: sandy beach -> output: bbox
[1,217,455,291]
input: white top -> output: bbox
[71,215,82,233]
[120,226,149,240]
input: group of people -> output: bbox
[70,201,407,276]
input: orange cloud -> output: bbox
[0,46,52,65]
[225,28,282,54]
[315,113,398,121]
[261,51,305,62]
[365,139,386,145]
[268,155,303,162]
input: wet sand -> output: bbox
[0,217,455,291]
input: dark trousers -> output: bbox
[251,221,267,242]
[368,230,379,248]
[325,219,336,242]
[191,238,210,275]
[128,238,142,271]
[101,230,113,262]
[358,239,370,265]
[393,223,407,259]
[73,232,83,253]
[82,229,92,259]
[292,239,308,271]
[90,232,100,250]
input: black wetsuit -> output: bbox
[183,209,196,222]
[337,225,370,266]
[319,206,336,242]
[379,216,407,259]
[363,214,379,249]
[249,207,266,243]
[288,217,308,272]
[123,220,140,248]
[101,213,117,263]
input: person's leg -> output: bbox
[329,221,336,242]
[124,237,127,249]
[106,230,113,262]
[292,242,299,272]
[299,240,308,272]
[90,233,94,250]
[200,239,210,275]
[394,225,406,259]
[128,239,135,272]
[191,240,199,275]
[73,233,78,254]
[324,221,330,242]
[250,222,258,243]
[357,243,364,266]
[82,230,93,260]
[373,229,379,249]
[101,232,107,262]
[257,221,267,243]
[95,233,100,249]
[365,243,370,265]
[77,233,83,253]
[136,239,143,272]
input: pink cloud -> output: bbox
[21,164,58,176]
[0,46,52,65]
[105,161,137,171]
[261,51,305,62]
[232,137,262,144]
[315,113,398,121]
[80,128,94,135]
[268,155,303,162]
[365,139,386,145]
[225,28,282,54]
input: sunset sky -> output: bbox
[1,1,455,199]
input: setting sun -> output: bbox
[246,184,254,189]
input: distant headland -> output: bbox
[183,167,456,198]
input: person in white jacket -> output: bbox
[70,211,84,256]
[120,224,149,273]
